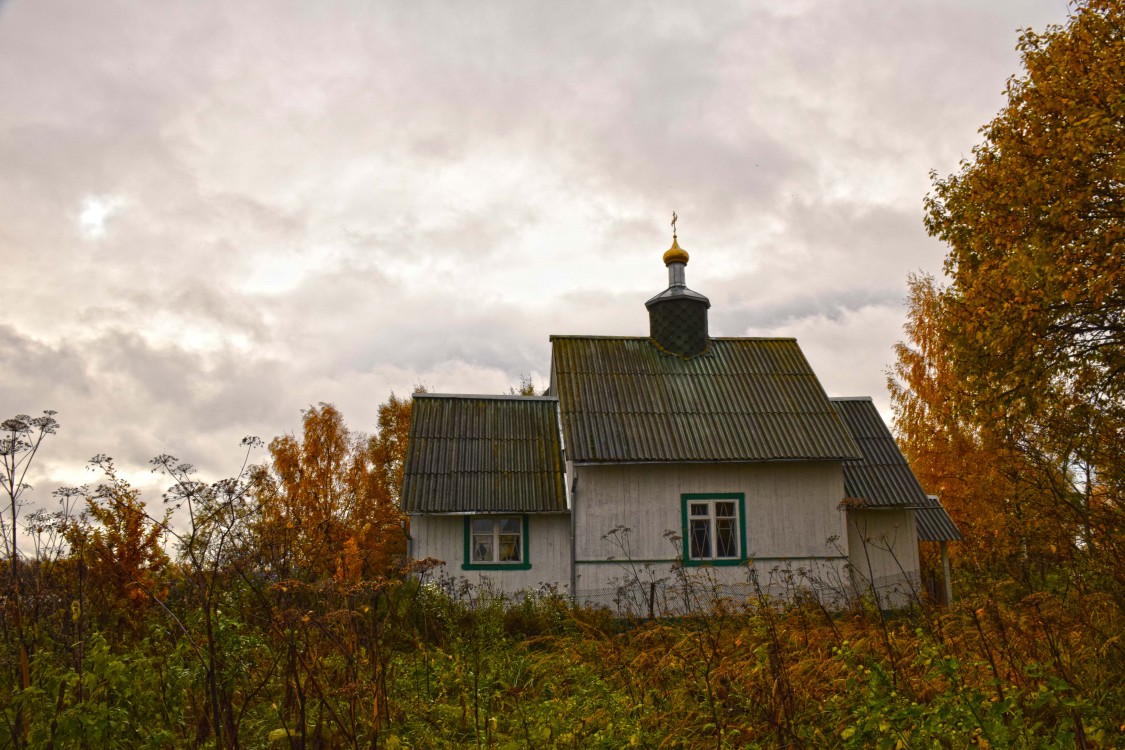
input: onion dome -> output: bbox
[662,236,689,266]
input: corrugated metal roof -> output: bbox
[832,397,927,509]
[831,394,959,536]
[550,337,862,463]
[401,394,567,514]
[916,495,963,542]
[826,399,962,541]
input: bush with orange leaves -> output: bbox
[64,455,170,635]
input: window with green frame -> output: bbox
[462,515,531,570]
[680,493,747,566]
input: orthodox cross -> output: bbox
[671,211,678,240]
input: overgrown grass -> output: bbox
[3,565,1124,749]
[379,580,1124,749]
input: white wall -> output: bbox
[572,558,854,616]
[846,508,921,609]
[572,462,852,612]
[408,468,925,612]
[409,513,572,596]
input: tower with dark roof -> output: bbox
[645,234,712,358]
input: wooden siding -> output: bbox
[573,462,849,563]
[574,558,853,615]
[846,508,921,609]
[572,462,852,609]
[409,513,572,595]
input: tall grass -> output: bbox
[2,557,1123,748]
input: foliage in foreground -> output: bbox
[2,564,1124,749]
[4,401,1123,748]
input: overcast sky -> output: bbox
[1,0,1072,516]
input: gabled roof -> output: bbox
[551,336,862,463]
[831,397,928,509]
[401,394,567,514]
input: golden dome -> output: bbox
[662,236,689,266]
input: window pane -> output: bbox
[472,535,494,562]
[498,535,521,562]
[689,503,709,517]
[690,519,711,559]
[469,516,526,564]
[715,501,735,518]
[716,518,738,557]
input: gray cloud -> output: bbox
[0,0,1073,533]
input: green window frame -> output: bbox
[680,493,747,566]
[462,515,531,570]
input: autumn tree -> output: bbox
[927,0,1124,471]
[244,397,418,745]
[889,276,1068,570]
[252,397,414,583]
[508,373,539,396]
[64,456,171,634]
[897,0,1124,584]
[357,390,420,577]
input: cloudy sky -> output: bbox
[1,0,1071,515]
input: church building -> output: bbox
[401,230,959,613]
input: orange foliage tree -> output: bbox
[66,455,171,631]
[895,0,1125,584]
[888,276,1066,569]
[252,395,416,583]
[924,0,1124,513]
[362,391,416,568]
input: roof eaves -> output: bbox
[413,393,558,402]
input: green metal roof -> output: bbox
[832,397,928,509]
[401,394,567,514]
[915,495,963,543]
[831,398,962,540]
[550,336,862,463]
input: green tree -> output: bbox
[508,374,539,396]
